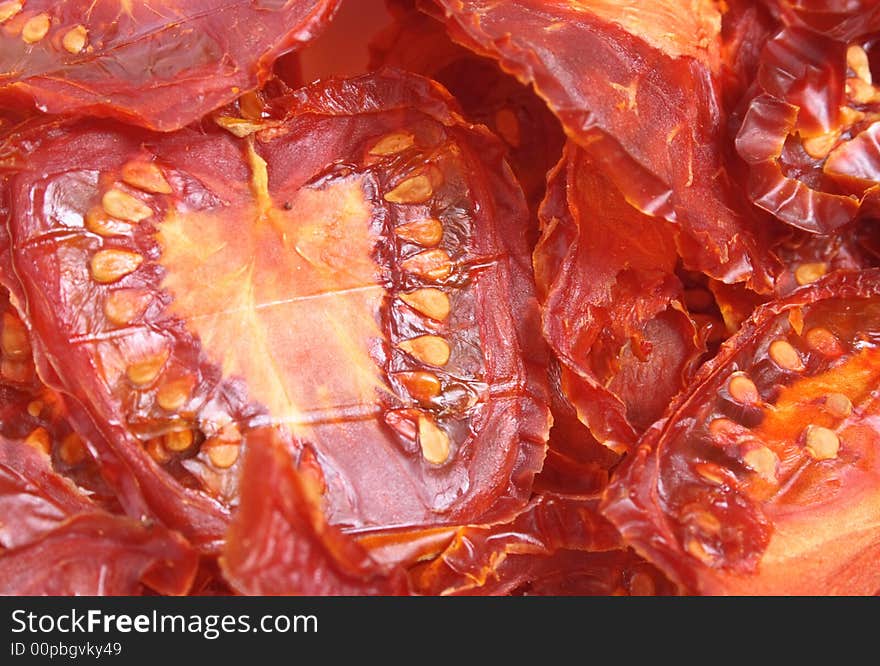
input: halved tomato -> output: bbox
[603,269,880,594]
[2,70,549,551]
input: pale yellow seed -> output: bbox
[164,429,194,452]
[802,132,840,160]
[21,13,50,44]
[847,44,872,84]
[91,250,143,284]
[0,1,23,23]
[102,189,153,222]
[400,288,450,322]
[1,358,32,383]
[26,400,42,418]
[156,378,193,412]
[694,463,727,486]
[795,262,827,286]
[25,427,51,456]
[103,289,151,326]
[400,249,453,281]
[62,24,87,54]
[126,351,168,387]
[369,132,415,156]
[59,433,87,465]
[384,174,433,204]
[204,425,242,469]
[394,218,443,246]
[804,425,840,460]
[805,327,844,357]
[121,161,172,194]
[743,445,779,482]
[690,511,722,534]
[685,537,714,565]
[418,414,450,464]
[395,371,442,404]
[728,373,760,405]
[1,312,29,358]
[398,335,451,367]
[85,206,135,237]
[769,339,804,371]
[825,393,853,419]
[146,439,170,464]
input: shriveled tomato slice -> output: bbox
[3,71,549,546]
[369,4,564,213]
[0,437,198,595]
[429,0,774,288]
[535,140,709,452]
[603,269,880,594]
[222,427,406,595]
[0,0,341,130]
[734,27,880,233]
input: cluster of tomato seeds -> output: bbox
[2,0,880,596]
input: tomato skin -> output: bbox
[0,437,198,595]
[0,0,342,131]
[602,269,880,595]
[2,70,549,552]
[535,140,710,452]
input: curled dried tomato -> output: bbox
[534,140,709,452]
[735,27,880,232]
[0,437,198,595]
[0,0,341,130]
[2,71,549,550]
[602,269,880,594]
[429,0,774,288]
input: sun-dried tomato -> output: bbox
[602,269,880,594]
[735,27,880,233]
[429,0,775,289]
[0,0,341,131]
[0,437,198,595]
[221,427,406,595]
[534,140,709,452]
[369,4,564,214]
[2,70,549,550]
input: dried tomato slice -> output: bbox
[369,4,564,214]
[3,71,549,547]
[429,0,774,288]
[602,269,880,594]
[535,140,709,452]
[734,27,880,233]
[0,0,341,130]
[0,437,198,595]
[222,427,406,595]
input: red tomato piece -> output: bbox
[0,437,198,595]
[0,0,341,130]
[768,1,880,42]
[2,71,549,549]
[534,140,709,452]
[735,27,880,233]
[603,269,880,594]
[429,0,774,288]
